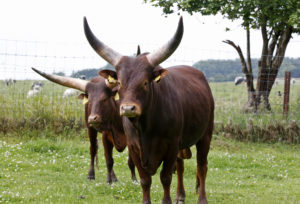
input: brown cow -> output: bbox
[84,16,214,204]
[31,68,136,183]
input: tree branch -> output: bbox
[272,25,293,69]
[267,31,280,67]
[223,40,248,74]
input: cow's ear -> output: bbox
[98,69,118,88]
[152,68,168,83]
[111,89,120,101]
[78,93,86,100]
[78,93,89,105]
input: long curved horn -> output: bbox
[84,17,122,66]
[146,16,184,67]
[32,68,88,92]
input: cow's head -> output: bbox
[31,68,119,131]
[84,17,183,118]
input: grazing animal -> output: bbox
[27,82,43,98]
[84,16,214,204]
[291,78,296,85]
[79,75,86,80]
[62,88,79,98]
[32,68,136,183]
[31,81,44,89]
[234,76,245,85]
[277,91,282,97]
[4,79,16,86]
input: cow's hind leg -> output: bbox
[174,157,185,204]
[195,126,212,204]
[87,127,98,180]
[102,131,117,183]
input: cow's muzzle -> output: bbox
[88,114,102,129]
[120,103,141,118]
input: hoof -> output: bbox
[88,169,95,180]
[174,199,185,204]
[197,198,207,204]
[106,175,118,184]
[162,199,172,204]
[174,195,185,204]
[87,175,95,180]
[131,175,137,182]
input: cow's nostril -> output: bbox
[88,115,99,123]
[122,105,135,112]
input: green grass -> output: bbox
[1,132,299,203]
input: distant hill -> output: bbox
[71,64,114,80]
[70,58,300,82]
[193,57,300,82]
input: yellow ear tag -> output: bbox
[114,93,119,101]
[83,96,89,105]
[154,75,161,83]
[108,75,117,84]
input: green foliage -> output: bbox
[145,0,300,32]
[0,134,299,203]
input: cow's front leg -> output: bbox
[102,131,117,183]
[128,152,137,182]
[129,147,152,204]
[160,159,176,204]
[87,127,98,180]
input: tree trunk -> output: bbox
[255,25,293,111]
[244,28,256,112]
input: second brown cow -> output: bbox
[32,67,136,183]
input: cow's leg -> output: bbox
[174,157,185,204]
[102,131,117,183]
[160,158,176,204]
[128,152,137,181]
[87,127,98,180]
[129,147,152,204]
[195,125,212,204]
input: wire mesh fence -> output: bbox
[0,39,299,141]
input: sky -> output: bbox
[1,0,300,79]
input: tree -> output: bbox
[145,0,300,112]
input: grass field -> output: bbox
[0,79,299,203]
[0,132,299,203]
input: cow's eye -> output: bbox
[143,81,148,87]
[117,81,122,89]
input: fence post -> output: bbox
[283,71,291,117]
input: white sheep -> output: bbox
[62,88,79,98]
